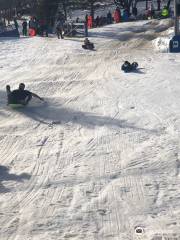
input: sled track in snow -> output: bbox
[1,129,70,239]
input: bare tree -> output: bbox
[114,0,137,13]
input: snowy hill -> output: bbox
[0,18,180,240]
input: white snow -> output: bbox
[0,18,180,240]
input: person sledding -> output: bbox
[121,61,138,72]
[6,83,44,106]
[82,38,95,50]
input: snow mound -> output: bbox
[152,26,174,52]
[152,36,170,52]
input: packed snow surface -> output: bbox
[0,19,180,240]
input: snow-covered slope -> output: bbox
[0,19,180,240]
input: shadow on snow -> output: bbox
[0,91,155,133]
[17,99,156,135]
[0,165,31,193]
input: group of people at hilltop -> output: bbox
[21,17,49,37]
[146,4,170,19]
[85,4,170,28]
[85,8,130,29]
[21,15,65,39]
[93,12,113,27]
[17,2,170,40]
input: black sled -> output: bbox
[82,43,95,50]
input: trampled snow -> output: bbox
[0,18,180,240]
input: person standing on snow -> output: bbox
[132,5,138,18]
[56,19,64,39]
[114,8,121,23]
[107,11,112,24]
[161,6,169,18]
[56,13,65,39]
[22,20,28,36]
[29,17,38,36]
[14,18,19,30]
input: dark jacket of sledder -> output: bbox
[8,89,32,104]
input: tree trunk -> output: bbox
[157,0,161,11]
[62,1,67,20]
[167,0,171,10]
[128,0,133,15]
[90,2,94,21]
[134,0,138,8]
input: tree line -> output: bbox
[0,0,171,25]
[0,0,105,24]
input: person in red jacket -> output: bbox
[88,15,93,28]
[114,8,121,23]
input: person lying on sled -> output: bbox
[82,38,94,50]
[6,83,44,106]
[121,61,138,72]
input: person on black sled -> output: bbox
[121,61,138,72]
[6,83,44,106]
[82,38,95,50]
